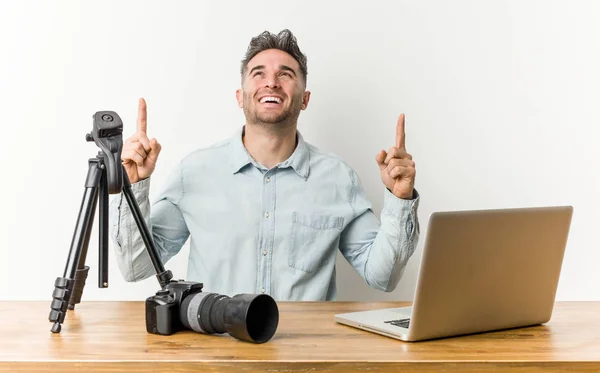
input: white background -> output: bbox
[0,0,598,301]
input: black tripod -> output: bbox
[48,111,173,333]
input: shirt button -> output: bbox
[266,177,271,183]
[261,288,266,293]
[264,211,269,218]
[263,250,268,256]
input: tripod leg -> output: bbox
[49,158,103,333]
[68,186,96,310]
[121,166,173,287]
[98,163,109,288]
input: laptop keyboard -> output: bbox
[384,318,410,329]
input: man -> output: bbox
[110,29,420,301]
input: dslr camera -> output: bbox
[146,280,279,343]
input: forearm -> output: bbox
[109,178,158,282]
[364,189,420,291]
[342,188,420,292]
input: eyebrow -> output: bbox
[248,65,298,77]
[279,65,297,77]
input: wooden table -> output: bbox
[1,301,599,372]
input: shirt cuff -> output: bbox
[129,177,151,204]
[382,188,420,219]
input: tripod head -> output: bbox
[85,111,124,194]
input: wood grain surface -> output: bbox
[1,301,599,372]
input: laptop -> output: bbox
[334,205,573,342]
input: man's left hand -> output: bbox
[376,113,416,199]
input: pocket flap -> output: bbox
[292,212,344,230]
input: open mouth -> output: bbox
[259,96,283,107]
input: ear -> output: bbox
[301,91,311,110]
[235,89,244,108]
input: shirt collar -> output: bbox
[229,125,310,179]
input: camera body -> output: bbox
[145,280,203,335]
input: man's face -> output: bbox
[236,49,310,127]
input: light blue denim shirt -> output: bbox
[110,127,420,300]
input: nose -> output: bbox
[264,74,280,89]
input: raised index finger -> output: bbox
[396,113,406,150]
[137,98,147,133]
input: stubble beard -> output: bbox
[243,91,303,131]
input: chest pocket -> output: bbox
[289,212,345,273]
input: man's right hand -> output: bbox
[122,98,162,183]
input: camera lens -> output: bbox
[180,292,279,343]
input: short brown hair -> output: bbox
[241,29,308,85]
